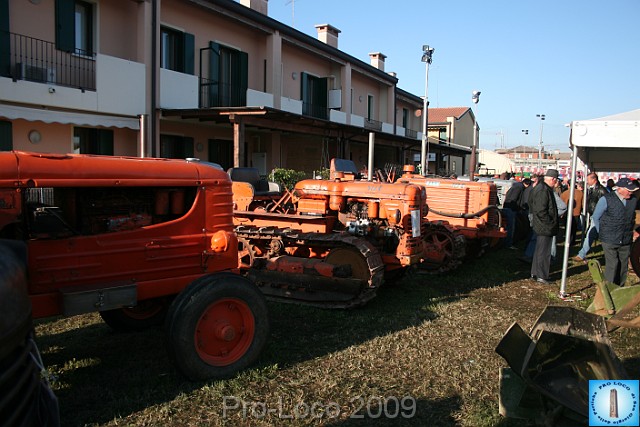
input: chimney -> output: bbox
[369,52,386,71]
[315,24,340,48]
[240,0,268,15]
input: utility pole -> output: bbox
[536,114,545,169]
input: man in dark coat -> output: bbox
[528,169,559,284]
[591,178,639,285]
[502,179,530,249]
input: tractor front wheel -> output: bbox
[165,273,269,381]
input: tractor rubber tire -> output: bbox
[165,272,269,381]
[99,297,170,332]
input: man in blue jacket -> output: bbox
[591,177,639,285]
[528,169,560,284]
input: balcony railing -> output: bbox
[302,102,328,120]
[199,77,246,108]
[1,31,96,91]
[405,128,418,139]
[364,118,382,131]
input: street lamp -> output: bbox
[521,129,529,172]
[420,45,434,177]
[469,90,480,180]
[536,114,545,169]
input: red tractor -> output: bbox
[0,151,269,381]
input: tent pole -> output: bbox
[559,143,579,297]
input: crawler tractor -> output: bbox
[231,159,427,307]
[0,151,269,381]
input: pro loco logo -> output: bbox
[589,380,639,426]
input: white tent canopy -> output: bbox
[559,108,640,295]
[570,109,640,172]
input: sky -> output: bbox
[265,0,640,152]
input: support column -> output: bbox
[232,117,245,167]
[266,31,282,109]
[342,63,352,124]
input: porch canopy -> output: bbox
[559,108,640,295]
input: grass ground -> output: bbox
[35,242,640,426]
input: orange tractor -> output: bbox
[0,151,269,381]
[230,160,427,307]
[229,158,505,286]
[397,165,506,272]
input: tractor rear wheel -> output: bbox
[165,273,269,381]
[99,297,169,332]
[420,223,466,273]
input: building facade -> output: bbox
[1,0,475,176]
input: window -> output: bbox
[55,0,94,55]
[73,127,113,155]
[439,128,447,143]
[206,42,248,107]
[367,95,374,120]
[402,108,408,128]
[301,72,327,119]
[208,139,232,170]
[74,1,93,55]
[160,135,194,159]
[160,27,194,74]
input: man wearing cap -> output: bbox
[528,169,560,284]
[591,177,639,285]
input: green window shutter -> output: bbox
[0,0,9,77]
[208,41,220,107]
[300,72,309,115]
[183,32,195,75]
[239,51,248,105]
[97,129,114,155]
[55,0,75,53]
[0,120,13,151]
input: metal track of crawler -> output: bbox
[234,225,385,308]
[421,221,467,274]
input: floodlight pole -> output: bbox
[420,45,434,177]
[469,90,481,180]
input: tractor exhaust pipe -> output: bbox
[367,132,375,181]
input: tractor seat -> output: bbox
[227,167,281,196]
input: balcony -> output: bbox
[364,118,382,131]
[2,31,96,91]
[405,128,418,139]
[302,102,328,120]
[199,77,246,108]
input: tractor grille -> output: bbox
[488,191,499,226]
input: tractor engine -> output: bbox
[344,201,375,236]
[294,178,426,269]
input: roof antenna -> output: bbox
[285,0,300,27]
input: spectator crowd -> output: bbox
[500,170,639,286]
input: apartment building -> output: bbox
[0,0,475,176]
